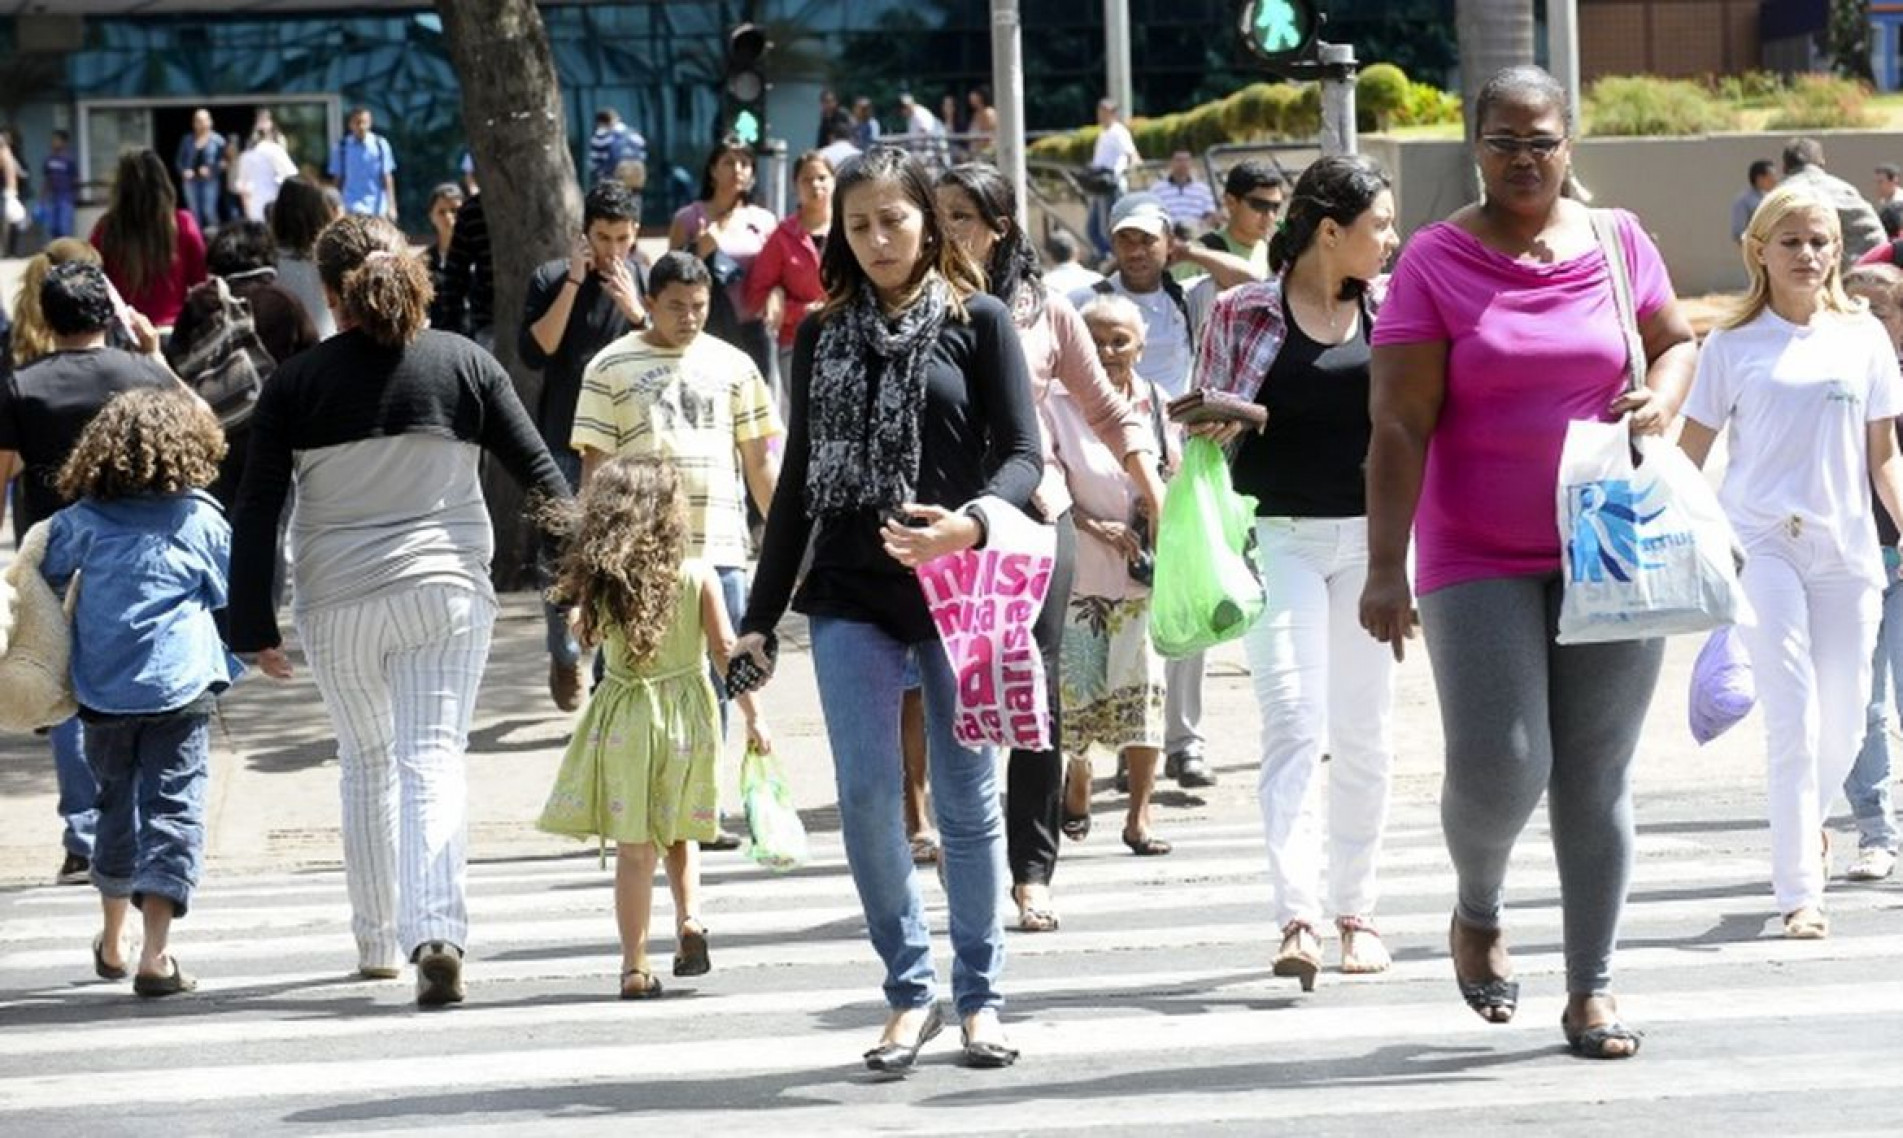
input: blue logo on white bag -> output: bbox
[1569,480,1665,584]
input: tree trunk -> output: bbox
[435,0,582,589]
[1456,0,1537,138]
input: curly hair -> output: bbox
[547,457,688,665]
[315,214,432,347]
[57,388,226,504]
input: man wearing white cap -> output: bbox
[1070,190,1218,790]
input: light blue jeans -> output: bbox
[53,716,97,859]
[809,615,1006,1015]
[1845,576,1903,851]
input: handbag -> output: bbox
[1127,379,1170,587]
[1076,165,1120,196]
[1166,388,1268,432]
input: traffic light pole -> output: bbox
[1315,42,1357,157]
[990,0,1029,230]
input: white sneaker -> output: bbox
[1846,846,1897,881]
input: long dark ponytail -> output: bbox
[935,162,1044,321]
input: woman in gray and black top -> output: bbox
[735,147,1040,1070]
[227,214,568,1009]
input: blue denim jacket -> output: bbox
[40,491,244,715]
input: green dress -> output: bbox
[538,561,721,847]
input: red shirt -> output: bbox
[90,209,208,328]
[743,213,826,349]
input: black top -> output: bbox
[1230,296,1373,519]
[226,328,569,650]
[0,347,175,528]
[742,293,1043,645]
[518,256,648,452]
[439,193,494,337]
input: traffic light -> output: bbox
[722,22,770,146]
[1238,0,1320,66]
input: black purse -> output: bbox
[1127,380,1169,586]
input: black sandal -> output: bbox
[673,922,710,978]
[620,968,663,1000]
[1061,758,1092,841]
[1449,914,1517,1023]
[1563,1014,1642,1059]
[1121,830,1172,857]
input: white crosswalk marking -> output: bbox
[1,798,1899,1132]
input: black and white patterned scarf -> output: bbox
[804,275,951,518]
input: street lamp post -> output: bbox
[991,0,1029,230]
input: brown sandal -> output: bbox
[1272,920,1322,992]
[620,968,663,999]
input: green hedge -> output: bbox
[1585,76,1739,137]
[1765,74,1876,129]
[1028,68,1453,163]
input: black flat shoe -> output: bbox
[864,1003,945,1073]
[92,934,128,981]
[960,1026,1020,1069]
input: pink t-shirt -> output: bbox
[1371,210,1672,594]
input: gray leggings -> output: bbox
[1419,574,1663,995]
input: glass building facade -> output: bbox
[19,1,1455,228]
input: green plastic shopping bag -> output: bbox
[741,745,809,871]
[1149,435,1265,658]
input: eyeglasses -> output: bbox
[1242,196,1284,215]
[1480,134,1566,159]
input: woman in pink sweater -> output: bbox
[935,162,1167,933]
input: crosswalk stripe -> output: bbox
[0,980,1896,1114]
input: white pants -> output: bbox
[1243,517,1396,927]
[297,584,496,967]
[1735,525,1879,913]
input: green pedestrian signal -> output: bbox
[731,109,761,146]
[1239,0,1319,65]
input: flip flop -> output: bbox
[92,934,129,981]
[132,957,197,998]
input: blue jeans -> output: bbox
[1846,577,1903,850]
[183,178,221,235]
[84,707,211,917]
[809,615,1006,1015]
[542,450,584,668]
[37,197,75,240]
[52,717,97,858]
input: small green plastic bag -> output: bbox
[741,745,809,871]
[1149,435,1266,657]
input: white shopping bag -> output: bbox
[914,497,1056,751]
[1555,421,1742,644]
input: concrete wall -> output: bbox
[1364,131,1903,298]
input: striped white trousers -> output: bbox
[297,584,496,969]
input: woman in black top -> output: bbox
[735,147,1040,1070]
[1192,156,1402,993]
[227,215,567,1008]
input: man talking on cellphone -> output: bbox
[520,180,650,713]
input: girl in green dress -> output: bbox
[538,457,772,999]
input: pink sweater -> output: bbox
[1020,288,1155,520]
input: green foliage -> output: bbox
[1392,80,1464,127]
[1709,70,1789,105]
[1584,76,1739,137]
[1357,63,1411,129]
[1032,80,1327,163]
[1820,0,1875,83]
[1765,73,1877,129]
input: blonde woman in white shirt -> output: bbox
[1680,183,1903,939]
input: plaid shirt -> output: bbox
[1196,274,1387,403]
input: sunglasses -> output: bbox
[1480,134,1567,159]
[1242,196,1284,215]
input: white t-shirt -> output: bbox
[239,140,298,222]
[1090,121,1139,175]
[1071,275,1196,400]
[1684,307,1901,583]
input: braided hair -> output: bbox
[1266,155,1392,301]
